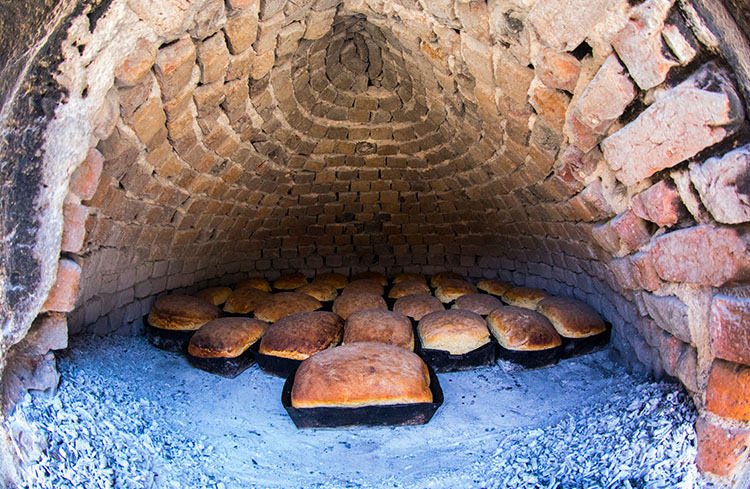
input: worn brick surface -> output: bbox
[153,37,197,100]
[631,180,685,228]
[43,259,82,313]
[706,360,750,421]
[710,294,750,366]
[115,38,157,87]
[690,145,750,224]
[695,417,750,477]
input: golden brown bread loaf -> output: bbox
[393,294,444,321]
[536,296,607,338]
[194,287,232,306]
[253,292,323,323]
[452,293,503,316]
[332,292,388,320]
[430,271,464,288]
[417,310,490,355]
[476,279,512,296]
[434,279,478,303]
[187,317,268,358]
[148,295,221,331]
[235,277,272,292]
[295,283,338,302]
[350,271,388,286]
[273,272,308,290]
[487,306,562,351]
[341,279,384,296]
[223,288,271,314]
[501,287,550,309]
[343,310,415,350]
[393,273,426,284]
[291,343,432,408]
[312,272,348,289]
[258,311,343,360]
[388,280,431,299]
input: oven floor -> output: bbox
[13,335,705,489]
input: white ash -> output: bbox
[9,335,711,489]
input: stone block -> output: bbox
[153,37,196,100]
[197,33,230,84]
[695,417,750,477]
[530,85,569,131]
[527,0,611,51]
[251,49,275,79]
[189,0,226,39]
[592,210,651,257]
[61,203,88,253]
[224,10,258,54]
[259,0,286,19]
[642,293,691,343]
[125,96,166,147]
[676,346,698,392]
[43,259,81,313]
[128,0,192,39]
[115,38,157,87]
[253,11,284,53]
[534,46,580,93]
[461,34,494,86]
[631,179,685,228]
[69,148,103,201]
[706,360,750,421]
[12,313,68,356]
[304,8,335,40]
[493,48,533,107]
[455,1,490,43]
[690,144,750,224]
[710,294,750,366]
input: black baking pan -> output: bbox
[417,338,496,373]
[281,363,443,429]
[251,342,303,378]
[185,342,257,378]
[143,317,196,353]
[560,324,612,359]
[495,344,563,370]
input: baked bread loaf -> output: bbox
[434,279,478,303]
[343,310,415,350]
[253,292,323,323]
[350,271,388,286]
[273,272,308,290]
[476,279,512,296]
[235,277,271,292]
[487,306,562,351]
[194,287,232,306]
[501,287,550,309]
[417,310,490,355]
[393,273,426,284]
[148,295,221,331]
[393,294,444,321]
[332,292,388,320]
[341,279,384,297]
[291,343,432,408]
[295,283,338,302]
[187,317,268,358]
[259,311,343,360]
[430,271,464,288]
[388,280,431,299]
[312,272,348,289]
[536,297,607,338]
[452,293,503,316]
[223,287,271,314]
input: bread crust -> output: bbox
[312,272,348,289]
[188,317,268,358]
[536,297,607,338]
[392,273,426,284]
[223,287,271,314]
[341,279,384,297]
[393,294,444,321]
[350,271,388,286]
[343,310,414,350]
[476,279,512,296]
[195,287,232,306]
[434,279,478,303]
[253,292,323,323]
[236,277,272,292]
[487,306,562,351]
[332,292,388,319]
[452,293,503,315]
[501,287,550,309]
[430,271,464,288]
[388,280,431,299]
[148,295,221,331]
[273,272,308,290]
[295,283,338,302]
[417,310,490,355]
[291,343,432,408]
[259,311,343,360]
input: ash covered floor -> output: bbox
[11,335,706,488]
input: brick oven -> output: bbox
[1,0,750,487]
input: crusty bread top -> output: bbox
[341,279,384,297]
[430,271,464,287]
[187,317,268,358]
[486,306,562,351]
[312,272,348,289]
[388,280,431,299]
[536,296,607,338]
[235,277,271,292]
[452,293,503,316]
[393,273,427,284]
[476,279,512,296]
[223,287,271,314]
[291,343,432,408]
[259,311,343,360]
[295,283,338,302]
[253,292,323,323]
[417,309,490,354]
[332,292,388,320]
[501,287,550,308]
[194,287,232,306]
[273,272,308,290]
[434,279,478,303]
[148,295,222,331]
[393,294,444,321]
[343,309,414,350]
[350,271,388,286]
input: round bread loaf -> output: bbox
[430,271,464,288]
[259,311,343,360]
[341,279,384,296]
[291,343,432,408]
[388,280,431,299]
[295,283,338,302]
[235,277,271,292]
[195,287,232,306]
[476,279,512,296]
[343,310,414,350]
[333,292,388,320]
[417,310,490,355]
[350,271,388,286]
[148,295,221,331]
[223,287,271,314]
[393,294,444,321]
[393,273,426,284]
[273,272,308,290]
[434,279,478,303]
[536,296,607,338]
[452,293,503,316]
[312,272,348,289]
[501,287,550,309]
[187,317,268,358]
[487,306,562,351]
[253,292,323,323]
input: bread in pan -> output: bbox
[393,273,426,284]
[430,271,464,288]
[291,343,432,408]
[253,292,323,323]
[187,317,268,358]
[476,279,512,297]
[536,296,607,338]
[452,293,503,316]
[312,272,348,290]
[223,287,271,314]
[501,287,550,309]
[388,280,431,299]
[343,310,414,350]
[148,295,221,331]
[295,283,338,302]
[486,306,562,351]
[273,272,308,290]
[341,279,384,297]
[194,287,232,306]
[235,277,271,292]
[393,294,444,321]
[259,311,343,360]
[417,310,490,355]
[434,279,478,303]
[350,271,388,286]
[332,292,388,320]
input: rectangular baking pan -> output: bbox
[251,342,303,378]
[185,342,257,379]
[143,317,195,353]
[281,363,443,429]
[417,338,496,373]
[495,344,562,370]
[560,324,612,359]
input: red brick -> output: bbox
[61,203,88,253]
[706,360,750,421]
[631,179,684,228]
[710,294,750,366]
[610,210,651,252]
[69,148,103,201]
[125,97,166,147]
[695,417,750,477]
[534,46,580,92]
[658,331,685,377]
[455,1,490,43]
[530,85,569,131]
[630,251,660,291]
[610,256,638,291]
[114,38,157,87]
[224,9,258,54]
[227,0,256,9]
[690,144,750,224]
[197,33,230,84]
[43,259,81,313]
[153,37,196,100]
